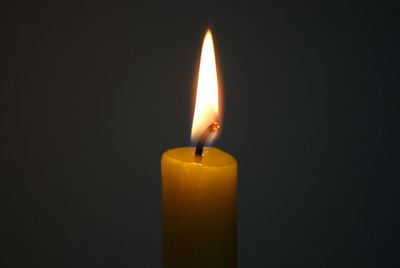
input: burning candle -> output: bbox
[161,30,238,267]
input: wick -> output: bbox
[195,122,221,156]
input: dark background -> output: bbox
[1,0,399,267]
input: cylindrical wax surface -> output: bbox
[161,147,237,268]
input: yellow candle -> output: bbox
[161,30,238,267]
[161,147,237,267]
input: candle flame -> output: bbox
[191,30,220,144]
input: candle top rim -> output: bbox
[162,147,236,167]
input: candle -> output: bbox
[161,30,238,267]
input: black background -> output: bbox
[1,1,399,267]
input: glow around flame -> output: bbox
[191,30,220,144]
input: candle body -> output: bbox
[161,147,237,268]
